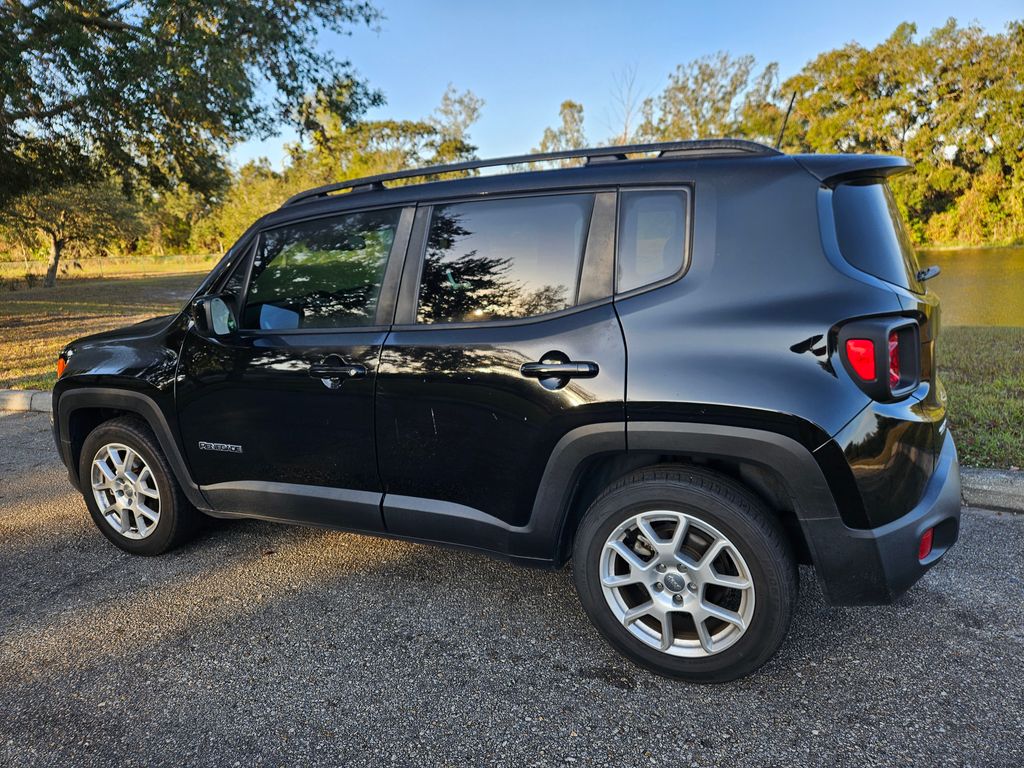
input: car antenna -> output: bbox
[775,92,796,150]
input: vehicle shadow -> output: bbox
[0,496,939,685]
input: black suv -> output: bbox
[52,140,961,682]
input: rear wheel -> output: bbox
[79,416,200,555]
[572,465,797,683]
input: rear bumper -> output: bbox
[804,429,961,606]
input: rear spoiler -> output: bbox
[793,154,912,186]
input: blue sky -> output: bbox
[233,0,1023,168]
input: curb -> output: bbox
[0,388,1021,512]
[0,389,51,413]
[960,468,1024,515]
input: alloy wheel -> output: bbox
[599,510,755,657]
[90,443,161,540]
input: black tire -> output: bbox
[572,465,797,683]
[78,416,201,555]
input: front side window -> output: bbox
[617,189,689,293]
[242,209,400,330]
[416,194,594,324]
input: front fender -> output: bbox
[54,387,209,511]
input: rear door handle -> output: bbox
[520,361,599,379]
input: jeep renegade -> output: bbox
[52,140,962,682]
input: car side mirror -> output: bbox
[193,295,238,336]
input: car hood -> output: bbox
[69,313,179,350]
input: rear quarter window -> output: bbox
[832,181,922,292]
[616,189,689,294]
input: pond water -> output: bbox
[918,247,1024,327]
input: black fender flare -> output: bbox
[625,421,842,524]
[529,420,847,587]
[55,387,209,510]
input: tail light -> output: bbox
[839,318,920,402]
[844,339,876,381]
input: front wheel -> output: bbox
[572,466,797,683]
[79,416,201,555]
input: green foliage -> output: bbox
[533,101,587,166]
[301,84,484,181]
[637,53,779,142]
[0,181,146,285]
[4,9,1021,267]
[0,0,381,205]
[775,20,1024,246]
[538,20,1023,247]
[192,87,484,253]
[190,160,288,253]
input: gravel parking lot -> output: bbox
[1,410,1021,767]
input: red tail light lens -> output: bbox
[919,527,934,560]
[845,339,876,381]
[840,318,919,401]
[888,331,900,389]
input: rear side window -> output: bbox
[243,208,400,330]
[416,194,594,324]
[617,189,689,293]
[832,182,922,292]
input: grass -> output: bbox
[0,271,1020,468]
[0,253,217,290]
[0,272,207,390]
[940,326,1024,469]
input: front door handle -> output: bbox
[309,356,367,387]
[309,363,366,378]
[520,361,599,379]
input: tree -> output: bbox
[0,1,382,207]
[533,101,587,166]
[190,161,286,254]
[192,88,484,253]
[778,20,1024,245]
[141,185,213,256]
[637,52,773,141]
[298,86,483,180]
[543,20,1024,246]
[734,63,782,145]
[1,182,145,286]
[606,66,643,145]
[430,84,485,164]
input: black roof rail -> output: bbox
[282,139,780,207]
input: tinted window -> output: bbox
[617,190,688,293]
[242,209,400,330]
[833,182,922,292]
[217,247,250,301]
[417,194,593,324]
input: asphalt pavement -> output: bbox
[0,410,1021,767]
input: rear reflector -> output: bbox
[919,527,934,560]
[888,331,900,389]
[845,339,876,381]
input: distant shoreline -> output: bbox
[918,244,1024,253]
